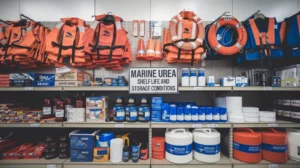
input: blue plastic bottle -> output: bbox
[219,107,228,122]
[198,107,206,122]
[205,107,213,122]
[177,106,184,122]
[212,107,220,122]
[169,104,177,122]
[162,103,170,122]
[184,104,192,122]
[191,106,198,122]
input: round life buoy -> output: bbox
[169,11,205,51]
[208,16,247,55]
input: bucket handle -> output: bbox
[235,128,255,133]
[170,129,187,134]
[193,128,212,134]
[267,128,278,133]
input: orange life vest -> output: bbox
[163,11,205,65]
[83,14,132,70]
[45,18,89,67]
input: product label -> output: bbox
[55,109,64,118]
[126,107,138,121]
[194,143,220,155]
[88,108,103,119]
[213,114,220,121]
[220,114,227,120]
[206,114,212,121]
[43,107,51,115]
[233,142,260,153]
[177,115,184,121]
[123,151,129,160]
[170,115,177,121]
[291,112,300,119]
[277,110,283,116]
[139,106,150,121]
[97,149,108,155]
[262,143,287,153]
[65,105,73,119]
[192,115,198,121]
[185,115,191,121]
[283,111,291,117]
[165,143,192,155]
[198,114,205,121]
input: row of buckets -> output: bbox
[151,128,300,164]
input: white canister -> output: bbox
[189,68,197,86]
[110,138,123,163]
[181,68,189,86]
[193,129,221,163]
[287,129,300,161]
[165,129,193,164]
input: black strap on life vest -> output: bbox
[92,15,125,62]
[3,30,12,59]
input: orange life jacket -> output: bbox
[83,14,132,70]
[0,24,7,63]
[163,11,205,65]
[45,18,89,67]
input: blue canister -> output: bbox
[177,106,184,122]
[96,132,115,147]
[212,107,220,122]
[191,106,198,122]
[219,107,227,122]
[190,68,197,86]
[169,104,177,122]
[205,107,213,122]
[184,104,192,122]
[162,103,170,122]
[198,107,206,122]
[113,96,125,122]
[198,68,205,76]
[181,68,189,86]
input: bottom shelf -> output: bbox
[151,155,232,168]
[0,158,66,168]
[63,159,150,168]
[231,158,300,168]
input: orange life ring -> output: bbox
[208,16,247,55]
[169,11,205,51]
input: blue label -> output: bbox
[165,143,192,155]
[114,106,125,121]
[262,143,287,153]
[97,149,108,155]
[132,146,139,153]
[182,72,189,77]
[190,72,196,77]
[194,142,220,155]
[126,107,138,121]
[233,142,260,153]
[123,151,129,157]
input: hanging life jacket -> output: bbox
[45,18,89,67]
[2,20,38,68]
[83,14,132,70]
[280,12,300,57]
[205,16,247,56]
[238,17,283,63]
[0,23,7,64]
[163,11,205,65]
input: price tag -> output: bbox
[264,87,273,91]
[268,123,278,127]
[193,87,204,90]
[268,164,278,168]
[47,165,56,168]
[25,87,34,91]
[208,124,218,128]
[115,124,124,128]
[192,124,203,128]
[30,123,40,127]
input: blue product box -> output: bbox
[33,74,55,87]
[70,130,100,150]
[152,97,163,104]
[151,110,162,122]
[152,104,162,111]
[70,149,93,162]
[10,73,35,86]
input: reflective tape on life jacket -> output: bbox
[46,17,87,66]
[163,11,205,65]
[207,16,247,55]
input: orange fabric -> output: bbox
[154,39,162,60]
[208,17,247,55]
[136,38,146,60]
[297,15,300,34]
[280,21,286,43]
[249,18,275,45]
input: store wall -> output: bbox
[0,0,299,21]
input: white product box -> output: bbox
[220,77,235,86]
[207,76,215,86]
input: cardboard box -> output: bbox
[86,108,108,122]
[276,64,300,87]
[55,69,92,81]
[9,73,34,86]
[70,149,93,162]
[220,77,235,86]
[33,74,55,87]
[55,81,82,87]
[86,97,109,108]
[70,130,100,150]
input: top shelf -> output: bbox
[0,86,300,91]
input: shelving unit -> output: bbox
[151,155,232,168]
[63,159,150,168]
[63,122,150,128]
[232,120,300,128]
[0,122,63,128]
[151,122,231,128]
[230,158,300,168]
[0,158,66,168]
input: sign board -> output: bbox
[129,68,178,94]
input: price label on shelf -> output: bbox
[193,87,204,90]
[192,124,203,128]
[115,124,124,128]
[47,165,56,168]
[264,87,273,91]
[208,124,218,128]
[25,87,34,91]
[268,123,278,127]
[30,123,40,127]
[268,164,278,168]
